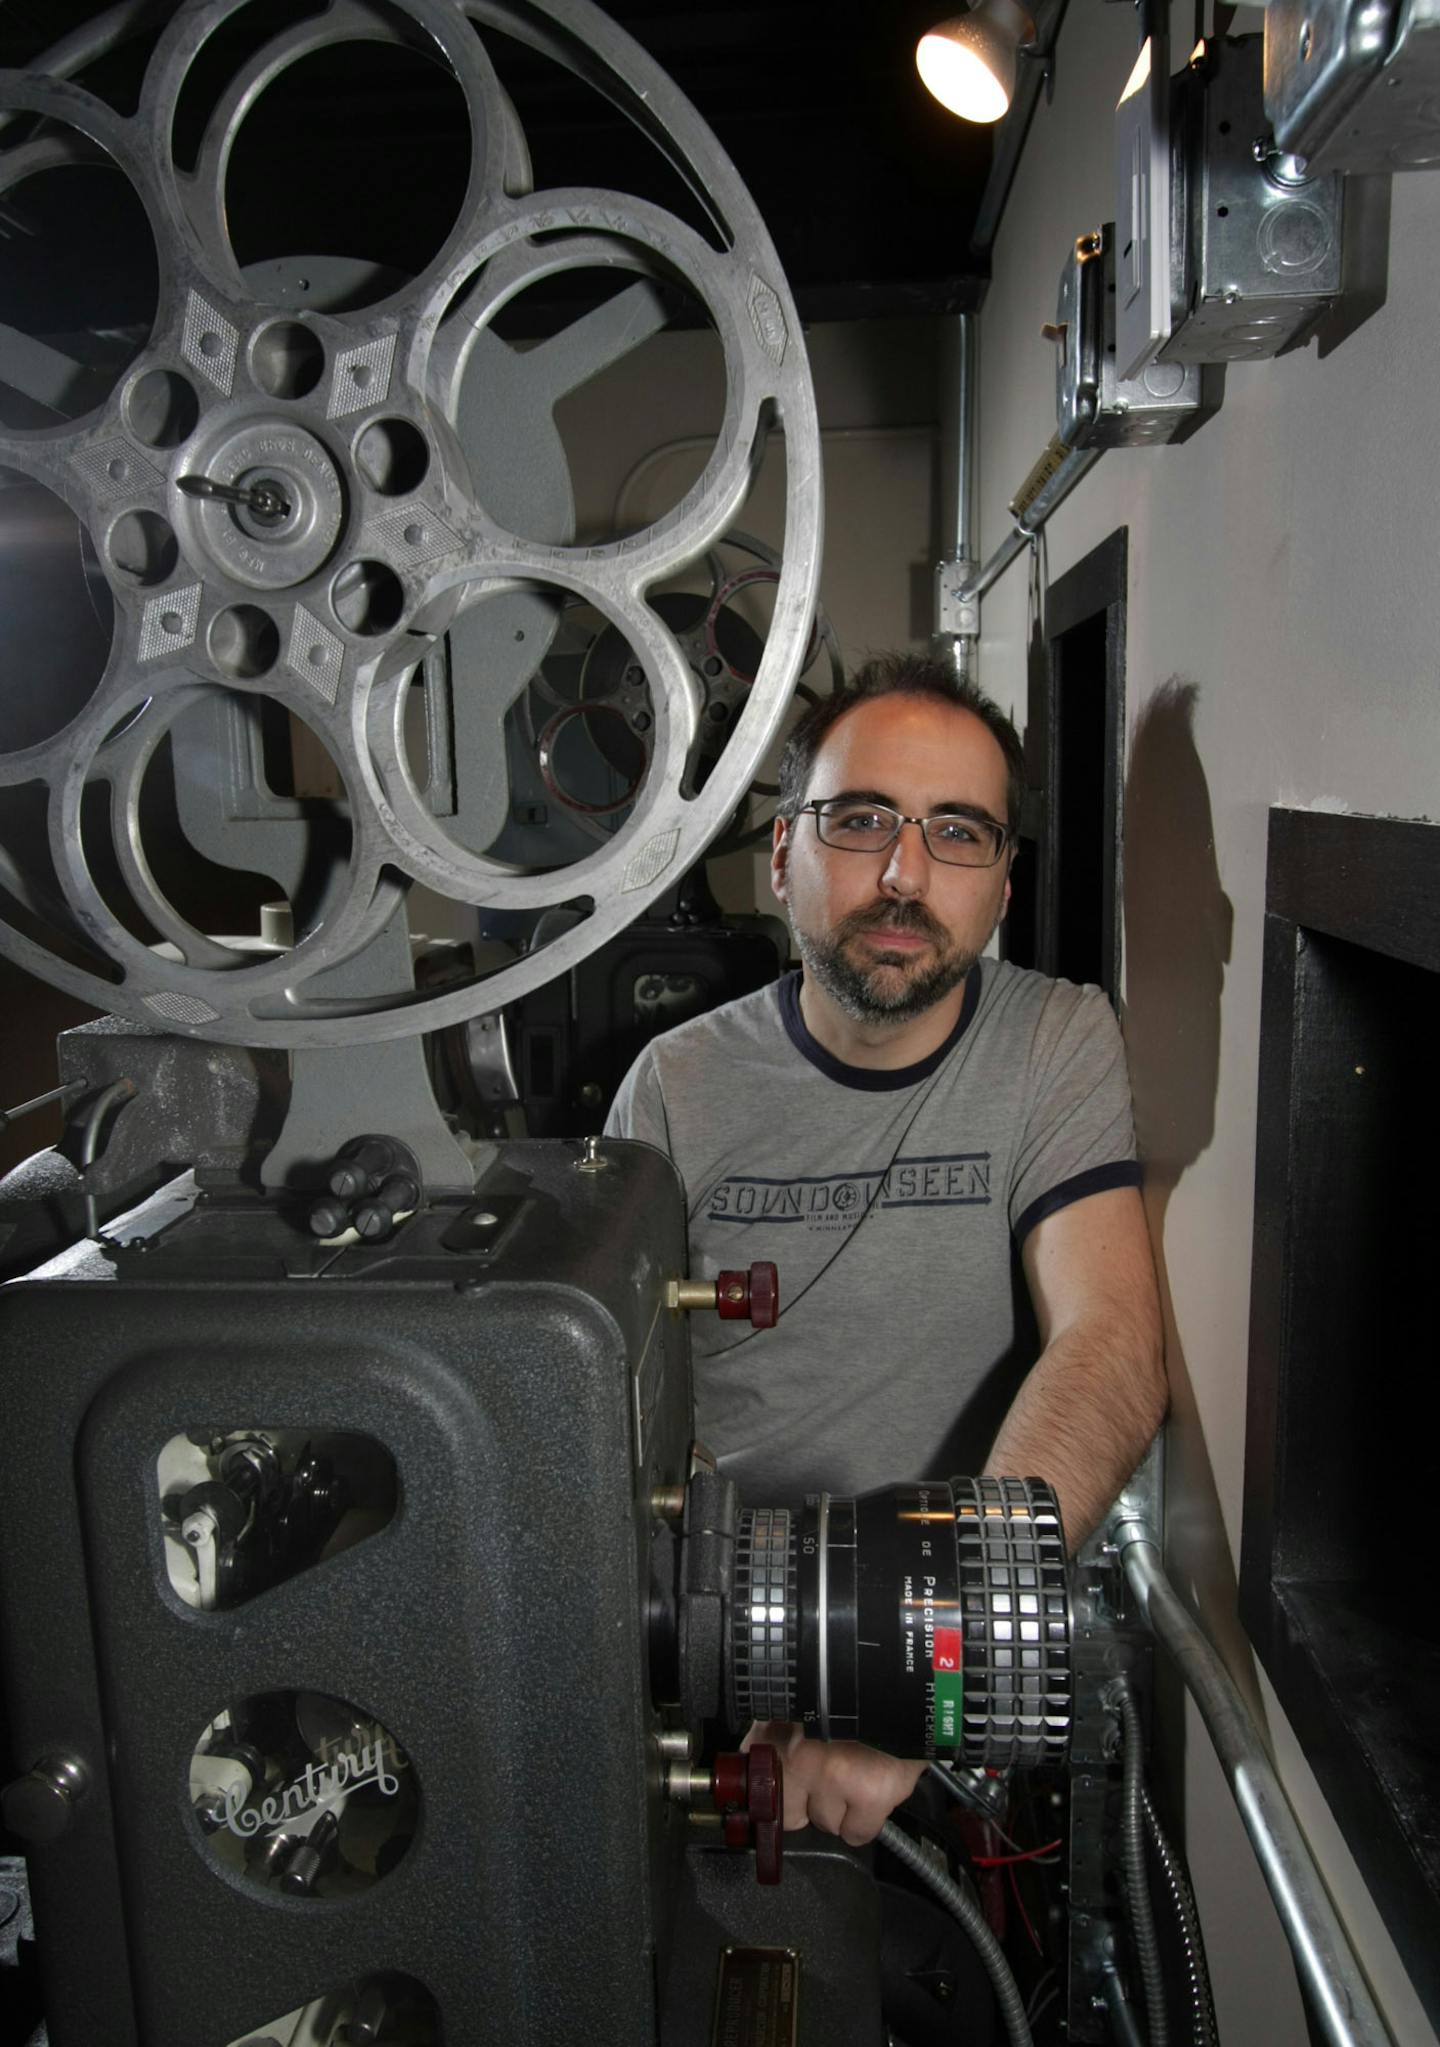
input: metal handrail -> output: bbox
[1110,1512,1395,2047]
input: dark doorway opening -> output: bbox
[1005,529,1126,1004]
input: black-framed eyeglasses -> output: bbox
[800,798,1011,869]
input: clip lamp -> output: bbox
[916,0,1039,124]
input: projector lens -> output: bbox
[728,1476,1071,1767]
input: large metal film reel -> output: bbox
[0,0,823,1047]
[506,528,844,862]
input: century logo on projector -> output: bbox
[222,1728,405,1838]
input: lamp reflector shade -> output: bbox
[916,1,1036,124]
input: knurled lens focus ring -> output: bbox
[730,1508,797,1727]
[951,1476,1071,1769]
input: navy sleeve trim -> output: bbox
[1013,1160,1143,1245]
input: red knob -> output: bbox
[748,1261,779,1329]
[746,1741,784,1885]
[709,1744,784,1885]
[714,1262,780,1328]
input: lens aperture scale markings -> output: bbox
[837,1483,964,1757]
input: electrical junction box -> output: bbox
[1159,35,1345,364]
[1113,29,1174,378]
[1094,224,1217,446]
[1264,0,1440,174]
[1050,232,1104,450]
[1047,228,1214,452]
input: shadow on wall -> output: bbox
[1124,678,1230,1181]
[1121,679,1266,1706]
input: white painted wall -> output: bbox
[976,8,1440,2041]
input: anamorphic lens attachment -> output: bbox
[726,1477,1071,1767]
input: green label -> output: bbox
[934,1671,964,1748]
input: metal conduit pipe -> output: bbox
[1110,1680,1168,2047]
[939,314,978,567]
[935,312,978,682]
[1110,1513,1395,2047]
[1144,1786,1220,2047]
[876,1818,1033,2047]
[956,443,1102,608]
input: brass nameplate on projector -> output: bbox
[711,1946,800,2047]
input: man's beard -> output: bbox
[792,898,978,1026]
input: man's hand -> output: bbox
[744,1721,925,1846]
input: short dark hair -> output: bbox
[775,652,1026,835]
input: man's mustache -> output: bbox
[835,899,948,946]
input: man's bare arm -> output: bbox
[745,1187,1162,1840]
[985,1184,1166,1551]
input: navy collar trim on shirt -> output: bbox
[777,963,983,1091]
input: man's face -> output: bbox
[771,696,1013,1026]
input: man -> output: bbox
[607,653,1166,1841]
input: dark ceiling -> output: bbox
[0,0,996,322]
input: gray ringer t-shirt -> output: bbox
[605,959,1140,1506]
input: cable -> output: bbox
[1111,1680,1167,2047]
[1143,1787,1219,2047]
[1026,1982,1059,2028]
[690,975,979,1356]
[972,1838,1062,1867]
[878,1818,1033,2047]
[1007,1864,1044,1957]
[926,1761,1029,1853]
[1025,1970,1056,2022]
